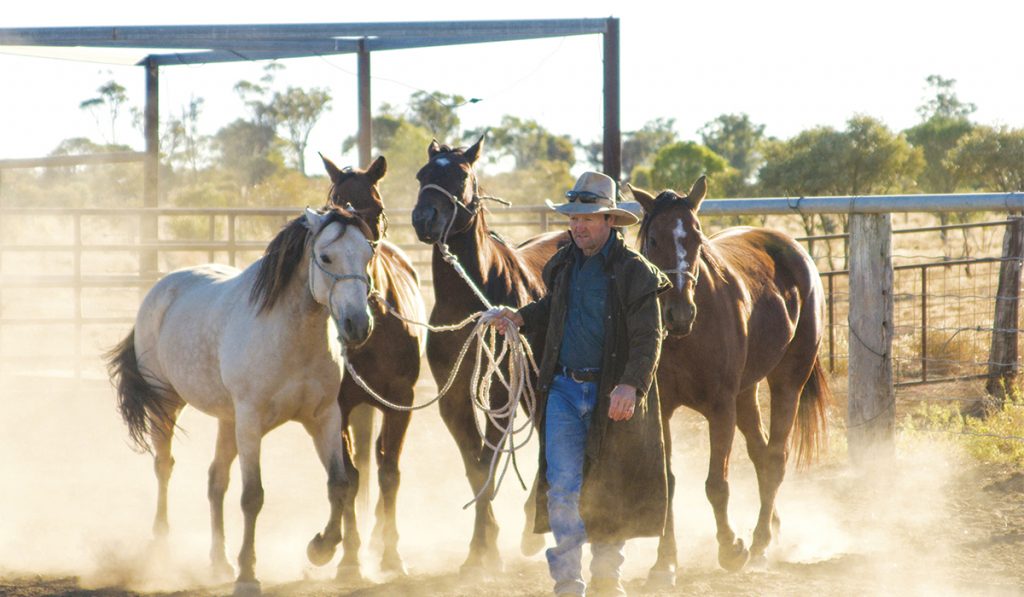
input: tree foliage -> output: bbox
[649,141,732,194]
[79,79,130,144]
[466,116,575,170]
[946,126,1024,192]
[699,113,766,184]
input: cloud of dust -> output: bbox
[662,407,986,596]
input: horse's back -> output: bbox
[709,227,824,381]
[135,264,246,416]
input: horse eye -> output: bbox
[320,254,332,264]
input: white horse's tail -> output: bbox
[105,328,177,453]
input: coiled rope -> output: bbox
[339,184,540,508]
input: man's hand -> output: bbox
[608,384,637,421]
[482,306,524,335]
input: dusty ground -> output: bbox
[1,372,1022,597]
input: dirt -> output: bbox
[1,374,1022,597]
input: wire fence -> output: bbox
[1,206,1021,416]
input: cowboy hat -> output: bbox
[545,171,640,227]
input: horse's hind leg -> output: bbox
[704,400,750,572]
[209,418,238,580]
[374,403,412,575]
[748,370,805,563]
[735,384,779,567]
[151,396,185,539]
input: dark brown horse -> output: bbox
[630,177,829,586]
[410,136,566,573]
[319,154,427,578]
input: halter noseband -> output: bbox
[658,242,701,289]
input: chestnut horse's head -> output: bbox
[631,176,708,337]
[411,135,484,243]
[320,153,388,242]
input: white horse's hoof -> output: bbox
[645,568,676,590]
[233,580,261,597]
[335,563,364,583]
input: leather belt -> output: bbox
[558,366,600,383]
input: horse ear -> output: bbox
[367,155,387,182]
[464,133,485,165]
[685,175,708,212]
[320,152,344,183]
[303,207,325,232]
[627,183,657,213]
[428,139,442,157]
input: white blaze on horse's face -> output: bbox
[308,218,374,345]
[672,219,690,290]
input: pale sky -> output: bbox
[2,0,1022,174]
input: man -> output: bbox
[488,171,670,597]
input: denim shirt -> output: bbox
[557,234,613,370]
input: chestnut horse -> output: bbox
[410,136,566,573]
[320,154,427,578]
[630,177,829,585]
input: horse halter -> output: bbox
[658,242,702,290]
[306,221,375,323]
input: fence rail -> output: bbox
[2,200,1021,452]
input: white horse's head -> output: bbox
[303,207,376,347]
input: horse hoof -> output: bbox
[718,538,750,572]
[306,533,337,567]
[233,580,261,597]
[381,552,408,577]
[335,563,364,583]
[748,553,768,570]
[645,567,676,590]
[210,558,235,583]
[459,562,486,581]
[520,532,545,556]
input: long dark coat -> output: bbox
[518,230,671,542]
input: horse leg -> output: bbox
[747,373,803,564]
[151,397,184,540]
[476,409,510,573]
[646,412,678,588]
[735,384,776,568]
[301,402,349,568]
[373,402,411,576]
[705,402,749,572]
[233,412,265,597]
[326,385,362,582]
[209,418,238,581]
[520,472,545,556]
[439,394,495,575]
[348,403,376,532]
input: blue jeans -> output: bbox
[545,374,625,595]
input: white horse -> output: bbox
[107,206,376,596]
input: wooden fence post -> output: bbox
[982,215,1024,412]
[847,213,895,464]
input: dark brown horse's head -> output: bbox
[631,176,708,337]
[411,135,485,243]
[320,153,388,242]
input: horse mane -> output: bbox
[249,206,372,314]
[637,193,728,283]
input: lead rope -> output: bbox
[340,182,539,508]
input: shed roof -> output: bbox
[0,19,610,65]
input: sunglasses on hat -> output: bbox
[565,190,606,203]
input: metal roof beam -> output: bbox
[0,19,608,49]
